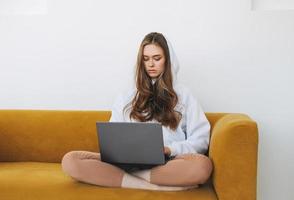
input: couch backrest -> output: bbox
[0,110,227,162]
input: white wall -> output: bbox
[0,0,293,199]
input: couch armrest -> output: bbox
[209,114,259,200]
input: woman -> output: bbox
[61,32,213,191]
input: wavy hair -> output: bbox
[124,32,182,131]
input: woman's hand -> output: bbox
[164,146,171,156]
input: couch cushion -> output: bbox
[0,162,217,200]
[0,110,227,163]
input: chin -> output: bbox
[148,74,159,78]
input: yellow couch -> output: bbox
[0,110,258,200]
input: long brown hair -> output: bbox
[124,32,182,131]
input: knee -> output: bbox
[61,151,81,179]
[189,155,213,185]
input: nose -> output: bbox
[148,59,154,67]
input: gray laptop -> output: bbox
[96,122,169,170]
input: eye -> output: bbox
[143,57,149,61]
[154,57,161,61]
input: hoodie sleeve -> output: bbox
[167,89,211,156]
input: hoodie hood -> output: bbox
[166,37,180,86]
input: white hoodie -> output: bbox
[109,37,211,157]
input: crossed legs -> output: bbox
[61,150,213,189]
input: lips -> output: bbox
[148,70,157,73]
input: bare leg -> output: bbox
[132,153,213,186]
[61,150,200,191]
[61,150,125,187]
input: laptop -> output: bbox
[96,122,172,171]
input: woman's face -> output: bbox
[143,44,166,79]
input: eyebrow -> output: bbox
[143,54,162,57]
